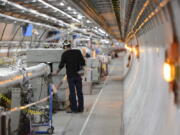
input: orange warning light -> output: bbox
[163,62,176,82]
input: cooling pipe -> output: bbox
[0,63,51,88]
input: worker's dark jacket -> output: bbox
[58,49,85,78]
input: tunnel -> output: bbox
[0,0,180,135]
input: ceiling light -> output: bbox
[86,20,91,23]
[67,7,72,11]
[73,11,77,14]
[77,14,83,19]
[59,2,64,6]
[98,29,106,35]
[37,0,80,23]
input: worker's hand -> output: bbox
[78,67,85,76]
[51,84,58,93]
[51,71,58,76]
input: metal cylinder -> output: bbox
[0,63,50,88]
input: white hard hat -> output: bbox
[62,40,71,49]
[63,40,71,46]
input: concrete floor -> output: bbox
[52,58,124,135]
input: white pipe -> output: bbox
[0,63,50,88]
[0,41,61,46]
[37,0,81,23]
[0,0,69,27]
[0,13,59,30]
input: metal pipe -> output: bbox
[0,13,59,31]
[0,63,50,88]
[0,41,61,47]
[0,0,69,27]
[37,0,81,23]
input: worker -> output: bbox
[53,40,85,113]
[82,47,91,58]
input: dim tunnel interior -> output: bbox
[0,0,180,135]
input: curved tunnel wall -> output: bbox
[123,1,180,135]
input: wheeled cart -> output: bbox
[31,84,54,134]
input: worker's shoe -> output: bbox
[77,109,84,113]
[66,108,77,113]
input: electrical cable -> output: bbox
[1,76,67,115]
[126,0,170,42]
[126,0,151,39]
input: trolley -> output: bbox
[31,84,54,134]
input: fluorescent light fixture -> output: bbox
[0,13,59,30]
[77,14,83,19]
[73,11,77,14]
[37,0,80,23]
[98,28,106,34]
[102,39,110,44]
[86,20,91,23]
[67,7,72,11]
[60,2,64,6]
[0,0,69,27]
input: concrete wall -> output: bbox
[123,1,180,135]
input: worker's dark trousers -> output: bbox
[67,75,84,111]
